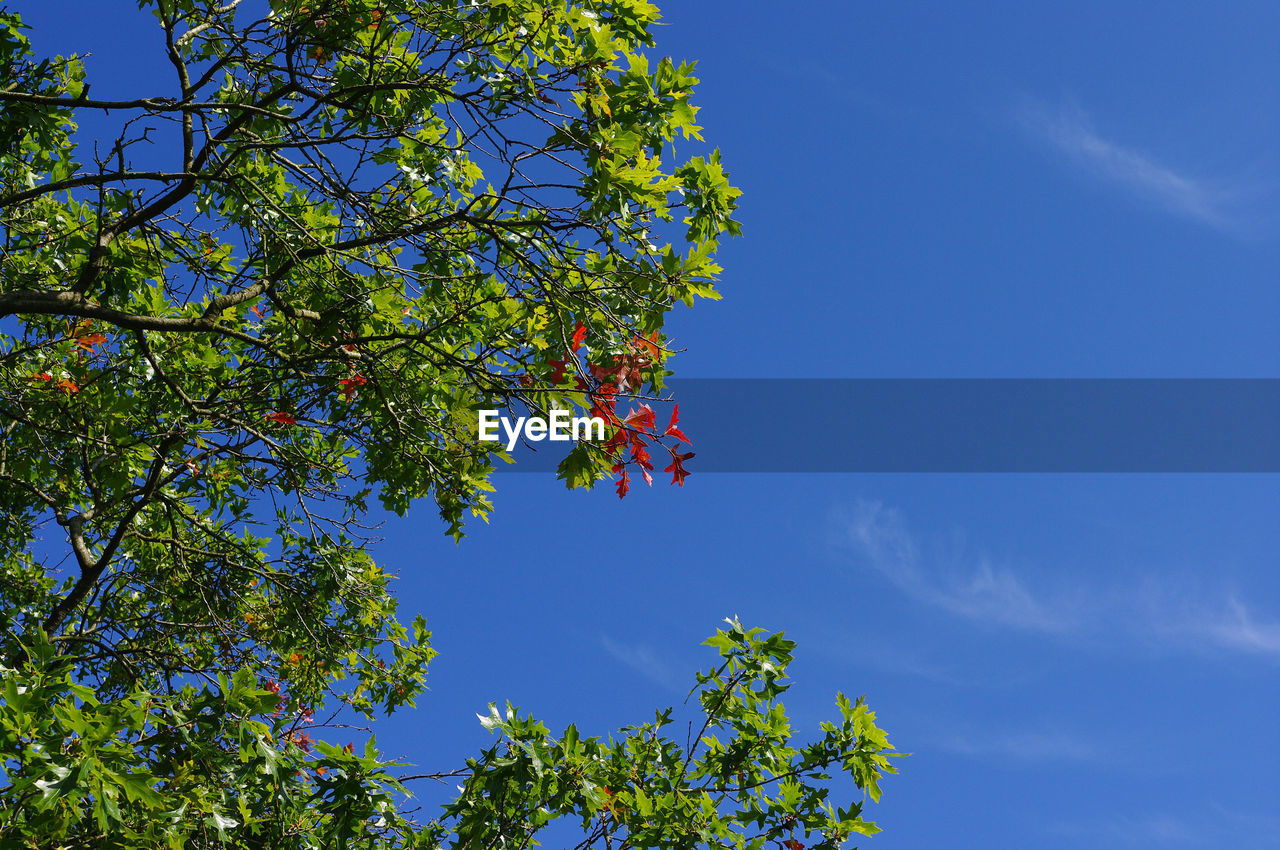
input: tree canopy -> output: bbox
[0,2,896,847]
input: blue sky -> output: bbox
[20,1,1280,847]
[407,4,1280,846]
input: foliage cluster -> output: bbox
[0,2,895,846]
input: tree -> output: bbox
[0,2,897,847]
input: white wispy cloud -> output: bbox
[1143,592,1280,658]
[841,500,1280,660]
[1053,804,1280,848]
[1061,814,1201,846]
[846,501,1078,634]
[600,636,682,690]
[935,727,1103,765]
[1018,98,1260,234]
[1205,600,1280,655]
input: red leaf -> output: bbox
[588,362,614,386]
[664,449,694,486]
[592,405,619,428]
[664,403,691,444]
[590,391,621,426]
[55,378,79,394]
[547,357,568,385]
[615,468,630,499]
[602,352,645,392]
[641,467,653,487]
[630,442,652,469]
[74,333,108,352]
[633,331,661,360]
[603,428,629,452]
[339,372,367,401]
[264,411,298,425]
[595,380,618,403]
[289,731,314,753]
[622,403,656,432]
[571,324,588,352]
[30,371,52,382]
